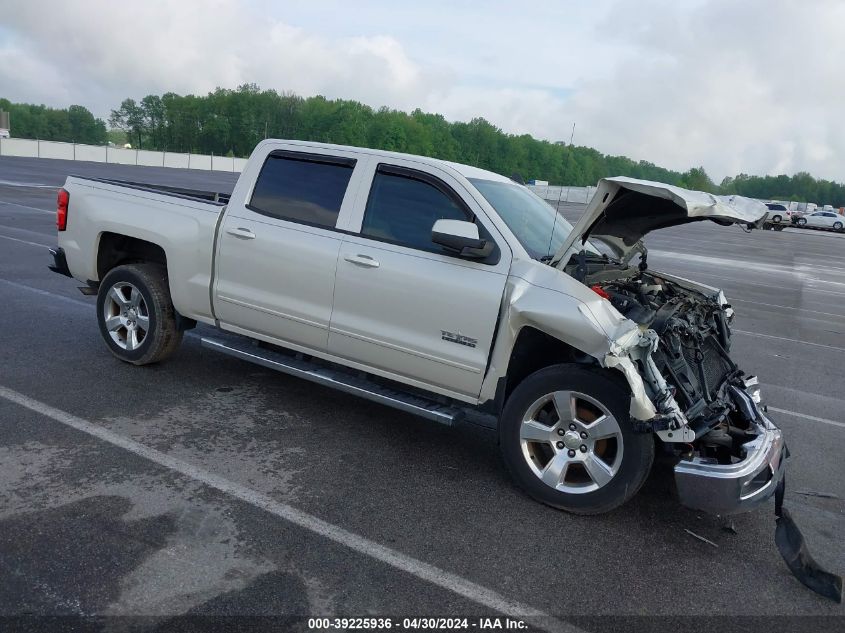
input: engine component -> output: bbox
[596,272,739,430]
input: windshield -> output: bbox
[469,178,576,260]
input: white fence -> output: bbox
[0,140,602,191]
[0,138,249,173]
[527,185,596,204]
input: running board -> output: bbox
[201,337,460,425]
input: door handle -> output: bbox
[226,227,256,239]
[344,254,380,268]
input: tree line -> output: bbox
[2,86,843,206]
[0,98,108,145]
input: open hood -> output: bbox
[552,177,769,268]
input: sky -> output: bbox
[0,0,842,182]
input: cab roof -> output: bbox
[262,139,512,183]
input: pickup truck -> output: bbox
[49,139,787,517]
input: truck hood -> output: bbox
[552,177,769,268]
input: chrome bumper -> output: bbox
[674,408,788,515]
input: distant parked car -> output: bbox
[764,203,791,224]
[0,128,10,139]
[796,211,845,232]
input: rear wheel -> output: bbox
[96,263,183,365]
[834,221,843,231]
[499,364,654,514]
[797,218,807,226]
[772,214,782,223]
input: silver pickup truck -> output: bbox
[49,139,786,516]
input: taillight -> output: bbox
[57,188,69,231]
[590,284,610,299]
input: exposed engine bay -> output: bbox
[599,273,735,421]
[591,270,767,465]
[547,179,841,601]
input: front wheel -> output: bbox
[499,364,654,514]
[96,263,183,365]
[834,221,843,231]
[772,214,782,223]
[798,218,807,226]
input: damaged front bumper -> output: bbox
[674,404,788,516]
[607,327,788,516]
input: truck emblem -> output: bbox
[441,330,477,348]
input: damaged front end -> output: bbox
[597,270,787,515]
[537,177,841,600]
[548,177,789,516]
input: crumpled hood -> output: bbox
[552,177,769,267]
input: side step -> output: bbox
[201,337,461,425]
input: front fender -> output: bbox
[480,262,657,421]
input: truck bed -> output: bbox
[75,176,231,205]
[59,174,230,324]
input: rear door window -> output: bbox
[249,152,355,228]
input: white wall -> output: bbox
[137,150,164,167]
[188,154,212,170]
[106,147,138,165]
[74,144,107,162]
[527,185,596,204]
[0,138,245,173]
[38,141,75,160]
[0,140,592,190]
[0,138,39,158]
[163,152,190,169]
[211,155,235,172]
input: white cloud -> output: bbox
[0,0,842,182]
[554,0,845,181]
[0,0,439,115]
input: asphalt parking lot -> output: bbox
[0,156,843,630]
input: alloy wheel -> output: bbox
[520,390,624,494]
[103,282,150,351]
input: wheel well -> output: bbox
[97,233,167,280]
[504,327,595,400]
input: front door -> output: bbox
[328,163,510,400]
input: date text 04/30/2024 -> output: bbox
[307,617,530,630]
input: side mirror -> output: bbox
[431,219,491,258]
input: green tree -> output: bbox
[679,167,717,193]
[109,98,146,148]
[0,99,106,144]
[6,89,844,206]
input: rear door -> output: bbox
[213,148,365,351]
[327,161,511,400]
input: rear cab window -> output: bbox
[249,151,356,229]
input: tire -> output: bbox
[798,218,807,226]
[96,263,183,365]
[772,215,782,223]
[774,225,785,231]
[834,221,843,231]
[499,364,654,514]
